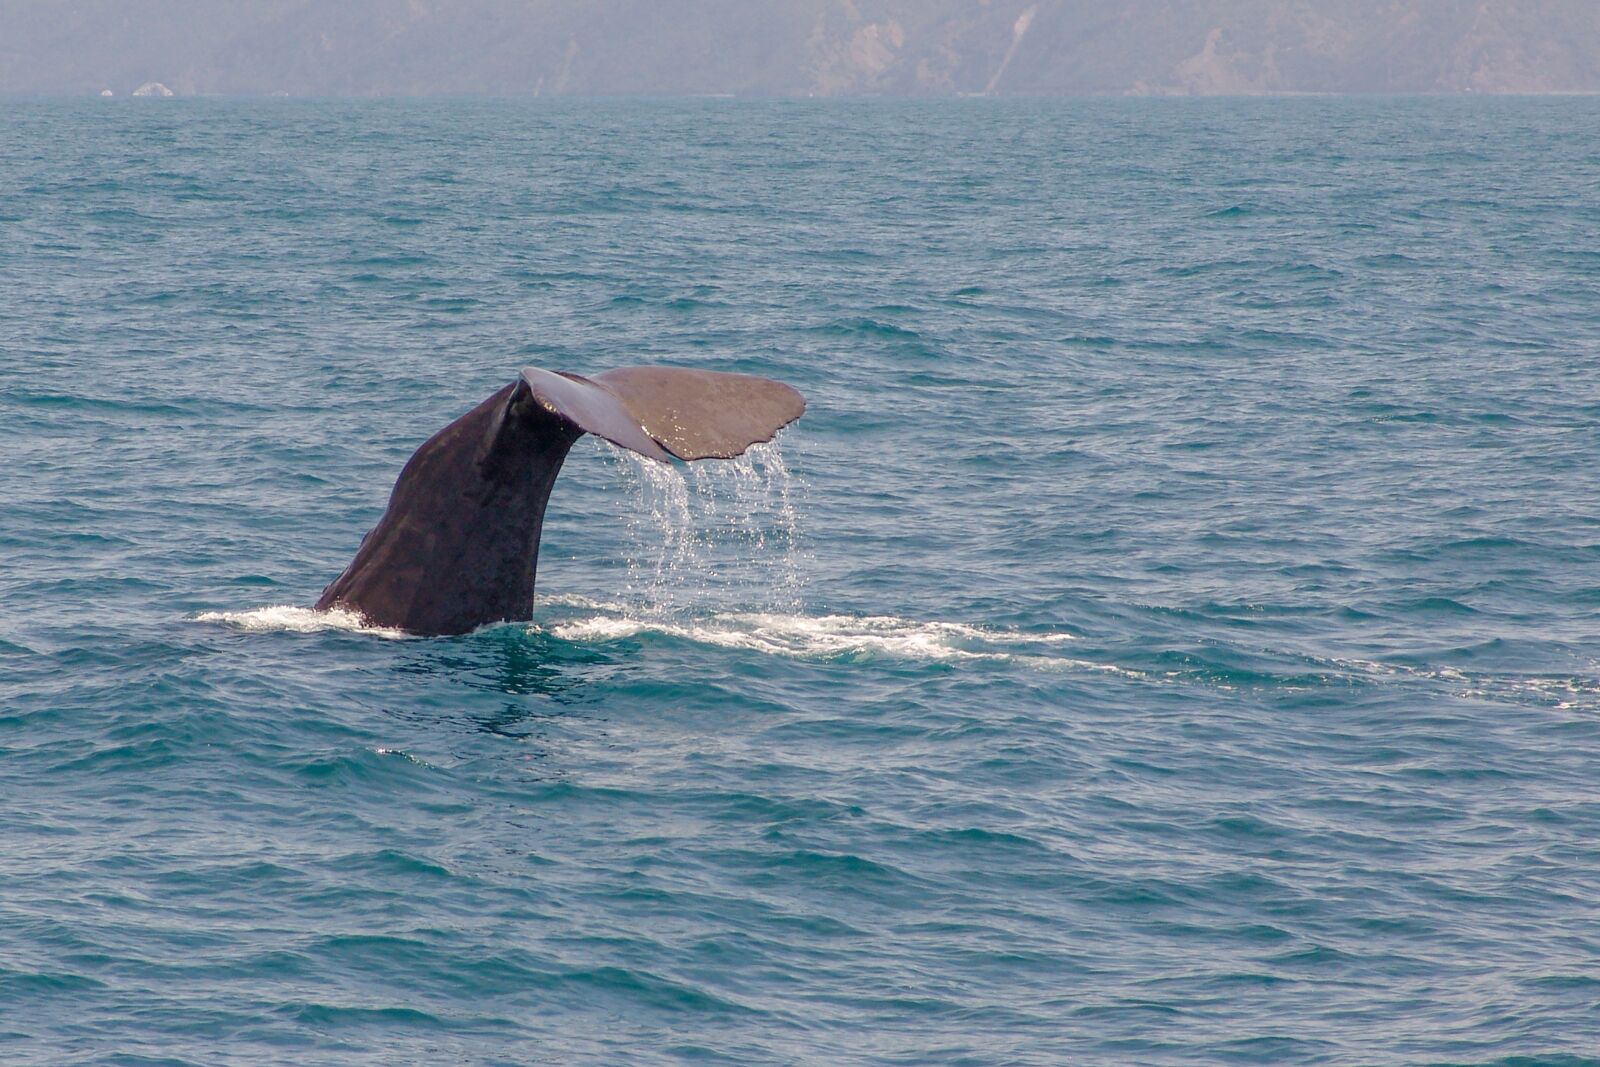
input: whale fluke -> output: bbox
[586,366,805,460]
[314,365,804,636]
[518,366,805,461]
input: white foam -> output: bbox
[538,592,634,613]
[545,608,1088,668]
[192,604,410,639]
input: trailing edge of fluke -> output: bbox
[315,365,805,636]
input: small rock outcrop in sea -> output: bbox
[132,81,174,97]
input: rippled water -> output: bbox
[4,98,1600,1065]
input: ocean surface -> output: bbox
[3,97,1599,1065]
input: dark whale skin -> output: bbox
[315,381,581,636]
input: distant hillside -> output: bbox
[4,1,1600,97]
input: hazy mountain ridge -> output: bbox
[4,1,1599,96]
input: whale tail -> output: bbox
[314,365,805,636]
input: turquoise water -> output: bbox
[4,97,1600,1065]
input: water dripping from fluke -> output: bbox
[600,440,807,619]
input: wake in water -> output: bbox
[541,596,1080,665]
[194,599,1084,667]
